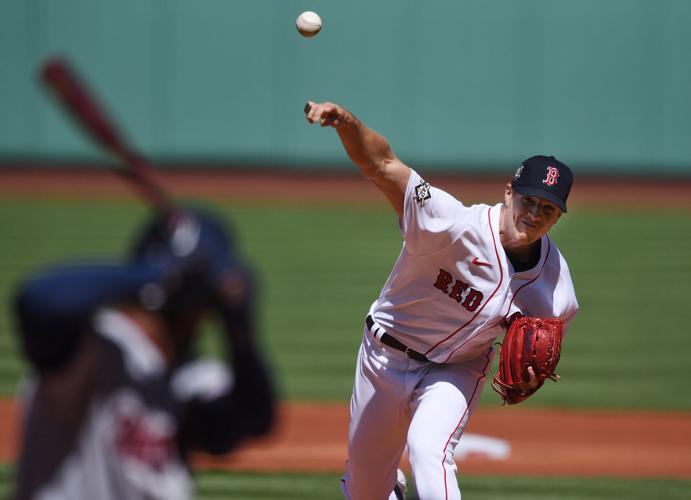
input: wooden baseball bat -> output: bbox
[40,56,174,215]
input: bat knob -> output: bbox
[41,56,70,84]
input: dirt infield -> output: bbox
[1,399,690,478]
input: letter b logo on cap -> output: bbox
[512,155,573,212]
[542,166,560,186]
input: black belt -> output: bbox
[366,315,429,362]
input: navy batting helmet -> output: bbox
[129,208,241,313]
[131,208,237,271]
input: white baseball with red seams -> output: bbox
[295,11,322,37]
[342,170,578,499]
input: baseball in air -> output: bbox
[296,11,322,37]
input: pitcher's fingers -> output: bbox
[526,366,538,388]
[304,101,319,123]
[320,103,343,127]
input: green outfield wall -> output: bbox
[2,0,691,174]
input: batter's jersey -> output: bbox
[16,309,232,500]
[369,170,579,364]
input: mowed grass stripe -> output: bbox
[4,464,688,500]
[541,210,691,409]
[0,200,689,408]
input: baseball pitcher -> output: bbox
[305,101,578,500]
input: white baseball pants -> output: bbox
[340,330,493,500]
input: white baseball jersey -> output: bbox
[369,170,579,364]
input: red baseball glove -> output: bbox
[491,316,563,405]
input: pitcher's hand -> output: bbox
[304,101,350,128]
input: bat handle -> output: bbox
[120,152,174,215]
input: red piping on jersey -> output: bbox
[424,207,504,360]
[472,235,552,338]
[441,348,493,499]
[501,237,552,318]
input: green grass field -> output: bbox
[1,198,690,498]
[2,198,689,408]
[197,472,691,500]
[1,463,689,500]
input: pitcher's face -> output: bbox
[504,184,562,244]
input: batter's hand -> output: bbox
[304,101,349,128]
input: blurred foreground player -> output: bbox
[12,209,275,500]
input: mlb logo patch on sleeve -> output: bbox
[414,182,431,206]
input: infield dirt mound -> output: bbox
[2,400,690,478]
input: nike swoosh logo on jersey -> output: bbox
[471,257,492,268]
